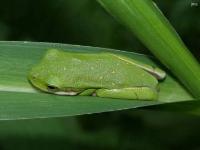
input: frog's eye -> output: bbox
[47,85,58,91]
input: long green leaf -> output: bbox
[0,41,193,120]
[97,0,200,98]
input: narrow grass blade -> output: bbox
[97,0,200,98]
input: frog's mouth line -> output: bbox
[52,87,87,96]
[53,91,78,96]
[28,74,81,95]
[53,88,97,96]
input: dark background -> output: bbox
[0,0,200,149]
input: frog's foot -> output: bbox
[95,87,158,100]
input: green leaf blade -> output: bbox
[97,0,200,98]
[0,41,193,120]
[0,91,161,120]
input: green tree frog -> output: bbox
[28,49,166,100]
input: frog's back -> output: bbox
[45,49,157,89]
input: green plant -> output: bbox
[0,0,199,121]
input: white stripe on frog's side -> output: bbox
[54,91,78,95]
[111,54,166,80]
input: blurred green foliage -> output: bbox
[0,0,200,57]
[1,111,200,150]
[0,0,200,149]
[0,0,146,52]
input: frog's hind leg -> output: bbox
[95,87,158,100]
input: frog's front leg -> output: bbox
[79,89,96,96]
[95,87,158,100]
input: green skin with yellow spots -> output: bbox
[28,49,166,100]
